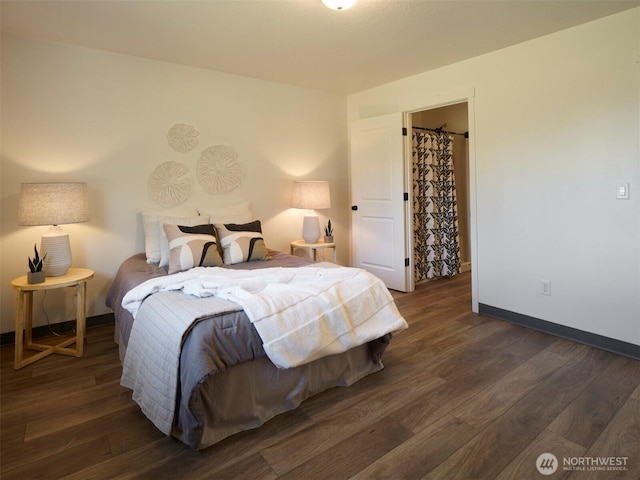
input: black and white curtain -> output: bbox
[412,129,461,282]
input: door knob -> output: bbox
[351,205,358,211]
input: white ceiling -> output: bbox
[1,0,638,94]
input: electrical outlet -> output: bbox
[540,280,551,296]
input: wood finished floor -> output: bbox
[1,272,639,479]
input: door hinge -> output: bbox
[405,258,410,267]
[403,192,409,201]
[402,127,407,136]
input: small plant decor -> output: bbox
[324,219,334,243]
[29,244,46,272]
[27,244,46,284]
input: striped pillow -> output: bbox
[215,221,270,265]
[163,223,224,274]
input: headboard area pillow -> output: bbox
[157,215,204,267]
[142,208,199,264]
[198,202,253,225]
[215,220,270,265]
[163,224,224,274]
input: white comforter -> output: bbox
[122,264,408,369]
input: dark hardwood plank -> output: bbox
[197,453,278,480]
[571,386,640,479]
[496,429,586,480]
[261,371,443,474]
[1,272,638,480]
[1,436,112,480]
[351,414,479,480]
[451,349,568,428]
[391,349,524,436]
[547,354,640,448]
[501,328,560,359]
[24,387,134,441]
[62,437,188,480]
[1,405,145,472]
[278,415,414,480]
[423,348,620,479]
[117,407,314,479]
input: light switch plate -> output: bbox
[616,183,630,200]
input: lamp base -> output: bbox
[302,215,321,244]
[41,226,72,276]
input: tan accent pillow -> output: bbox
[163,224,224,274]
[157,215,204,267]
[215,221,270,265]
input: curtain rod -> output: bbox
[413,125,469,138]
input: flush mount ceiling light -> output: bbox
[322,0,357,11]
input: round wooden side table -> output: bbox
[11,268,94,369]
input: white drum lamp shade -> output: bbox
[18,182,90,276]
[292,181,331,244]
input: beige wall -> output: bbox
[0,34,349,333]
[348,9,640,345]
[3,9,638,347]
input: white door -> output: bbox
[350,113,409,292]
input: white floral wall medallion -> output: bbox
[167,123,199,153]
[197,145,245,194]
[148,161,193,206]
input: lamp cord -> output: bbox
[40,290,77,337]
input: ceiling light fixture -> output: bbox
[322,0,357,11]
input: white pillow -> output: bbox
[157,215,204,267]
[142,208,199,264]
[198,202,253,225]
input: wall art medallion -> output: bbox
[196,145,245,194]
[167,123,199,153]
[148,161,193,206]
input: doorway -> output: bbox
[349,90,478,311]
[410,102,471,284]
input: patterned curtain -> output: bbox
[412,129,461,282]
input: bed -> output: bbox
[105,206,407,450]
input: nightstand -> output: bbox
[11,268,94,370]
[290,239,337,263]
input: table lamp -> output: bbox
[292,181,330,243]
[18,182,90,276]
